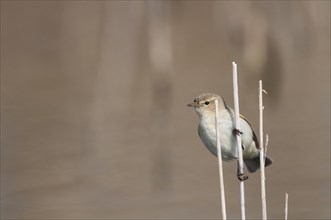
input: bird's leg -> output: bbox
[234,128,247,181]
[237,160,249,181]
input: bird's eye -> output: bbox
[204,101,210,105]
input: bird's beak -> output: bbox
[187,102,198,107]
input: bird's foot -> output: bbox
[237,173,249,181]
[233,128,243,136]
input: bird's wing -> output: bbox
[240,115,260,149]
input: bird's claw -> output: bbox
[233,128,243,136]
[237,173,249,181]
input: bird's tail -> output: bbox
[244,155,273,173]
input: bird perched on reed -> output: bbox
[187,93,272,180]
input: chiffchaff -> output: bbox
[187,93,272,176]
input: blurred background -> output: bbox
[1,1,330,219]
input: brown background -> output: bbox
[1,1,330,219]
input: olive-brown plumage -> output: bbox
[187,93,272,173]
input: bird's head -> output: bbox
[187,93,225,117]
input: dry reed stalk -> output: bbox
[232,62,246,220]
[215,99,227,220]
[259,80,267,220]
[285,193,289,220]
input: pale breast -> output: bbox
[198,110,238,160]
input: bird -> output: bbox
[187,93,272,180]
